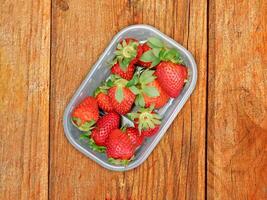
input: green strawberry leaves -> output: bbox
[138,70,159,97]
[147,37,164,48]
[115,86,124,103]
[117,43,123,50]
[119,57,132,71]
[79,133,106,153]
[112,39,139,71]
[141,75,156,85]
[94,81,111,96]
[81,120,96,131]
[126,72,140,95]
[109,75,134,103]
[94,87,103,96]
[140,50,160,67]
[151,58,161,67]
[71,117,96,132]
[128,106,162,132]
[161,49,183,64]
[129,86,140,95]
[71,117,81,126]
[139,70,155,83]
[126,73,139,87]
[109,68,161,107]
[142,86,159,97]
[135,94,145,107]
[125,69,160,107]
[140,37,183,66]
[106,79,114,87]
[127,112,139,121]
[152,48,161,57]
[79,132,91,141]
[108,157,132,166]
[140,50,155,62]
[88,138,106,153]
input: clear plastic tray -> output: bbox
[63,24,197,171]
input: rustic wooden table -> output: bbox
[0,0,266,199]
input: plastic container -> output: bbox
[63,24,197,171]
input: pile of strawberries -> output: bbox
[71,37,188,165]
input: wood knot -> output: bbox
[56,0,69,11]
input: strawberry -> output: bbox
[135,122,159,137]
[111,62,135,81]
[155,61,188,98]
[126,127,144,149]
[94,83,113,112]
[138,42,152,68]
[128,70,169,109]
[139,37,183,67]
[143,79,169,109]
[110,38,142,80]
[95,93,113,112]
[90,112,120,150]
[108,76,135,115]
[71,96,99,131]
[108,87,135,115]
[128,106,161,137]
[106,129,135,165]
[136,42,143,60]
[120,38,143,61]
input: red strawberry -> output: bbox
[71,97,99,131]
[136,43,143,60]
[96,93,113,112]
[138,42,152,68]
[110,38,141,80]
[108,77,135,115]
[129,70,169,109]
[111,62,135,80]
[134,123,160,137]
[143,79,169,109]
[106,129,134,164]
[128,106,161,137]
[108,87,135,115]
[91,112,120,147]
[94,84,113,112]
[155,61,188,98]
[120,38,143,61]
[126,127,144,148]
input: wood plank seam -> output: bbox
[206,0,210,199]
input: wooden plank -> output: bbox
[50,0,207,199]
[208,0,267,199]
[0,0,51,199]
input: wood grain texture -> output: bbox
[0,0,50,199]
[50,0,206,199]
[1,0,267,199]
[208,0,267,199]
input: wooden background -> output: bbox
[0,0,266,199]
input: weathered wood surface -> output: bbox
[50,0,206,199]
[208,0,267,199]
[0,0,50,199]
[1,0,267,199]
